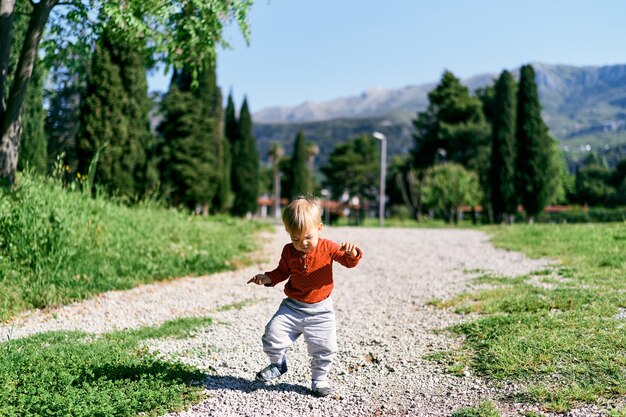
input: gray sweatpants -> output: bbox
[262,297,338,381]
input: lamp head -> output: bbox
[372,131,386,141]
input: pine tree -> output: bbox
[411,70,490,219]
[490,70,518,223]
[412,71,490,172]
[289,131,309,198]
[114,37,153,196]
[231,97,259,216]
[76,33,131,196]
[515,64,554,221]
[224,92,238,207]
[158,65,219,211]
[76,29,151,198]
[196,62,229,213]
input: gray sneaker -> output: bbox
[311,379,334,397]
[255,362,288,383]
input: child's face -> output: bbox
[289,223,322,253]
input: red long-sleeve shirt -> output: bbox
[265,238,363,303]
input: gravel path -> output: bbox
[0,227,611,416]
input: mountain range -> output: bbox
[251,63,626,168]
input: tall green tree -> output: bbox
[412,70,490,171]
[231,97,259,216]
[268,143,285,217]
[411,70,490,218]
[490,70,518,223]
[115,36,154,196]
[157,64,220,211]
[322,134,380,202]
[515,64,556,221]
[0,0,251,186]
[76,30,149,198]
[76,33,131,196]
[194,63,230,213]
[212,88,231,212]
[288,131,310,198]
[224,92,238,207]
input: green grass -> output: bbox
[441,223,626,411]
[0,173,268,321]
[0,317,214,417]
[332,216,471,228]
[451,401,501,417]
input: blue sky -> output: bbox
[148,0,626,112]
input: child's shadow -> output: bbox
[203,374,310,396]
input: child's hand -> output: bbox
[247,273,271,286]
[340,242,358,258]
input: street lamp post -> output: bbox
[372,131,387,227]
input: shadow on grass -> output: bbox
[80,361,206,386]
[203,374,310,396]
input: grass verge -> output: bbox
[433,223,626,412]
[0,317,213,417]
[451,401,501,417]
[0,173,268,321]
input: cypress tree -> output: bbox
[490,70,518,223]
[76,29,151,198]
[158,65,219,211]
[225,92,238,206]
[231,97,259,216]
[114,37,152,196]
[196,61,229,213]
[289,131,309,198]
[515,64,553,221]
[76,33,131,196]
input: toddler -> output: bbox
[248,196,362,397]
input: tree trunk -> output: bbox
[0,0,56,186]
[0,0,16,119]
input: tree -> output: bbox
[289,131,309,198]
[194,59,229,213]
[76,33,132,196]
[76,28,153,198]
[574,163,616,206]
[157,64,220,211]
[224,92,238,207]
[76,30,151,199]
[6,1,46,173]
[116,33,154,196]
[0,0,251,186]
[515,64,557,221]
[489,70,518,223]
[268,143,284,217]
[231,97,259,216]
[614,159,626,205]
[411,70,490,218]
[306,143,319,195]
[322,134,380,202]
[211,88,231,213]
[422,163,482,224]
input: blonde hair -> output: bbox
[282,195,322,235]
